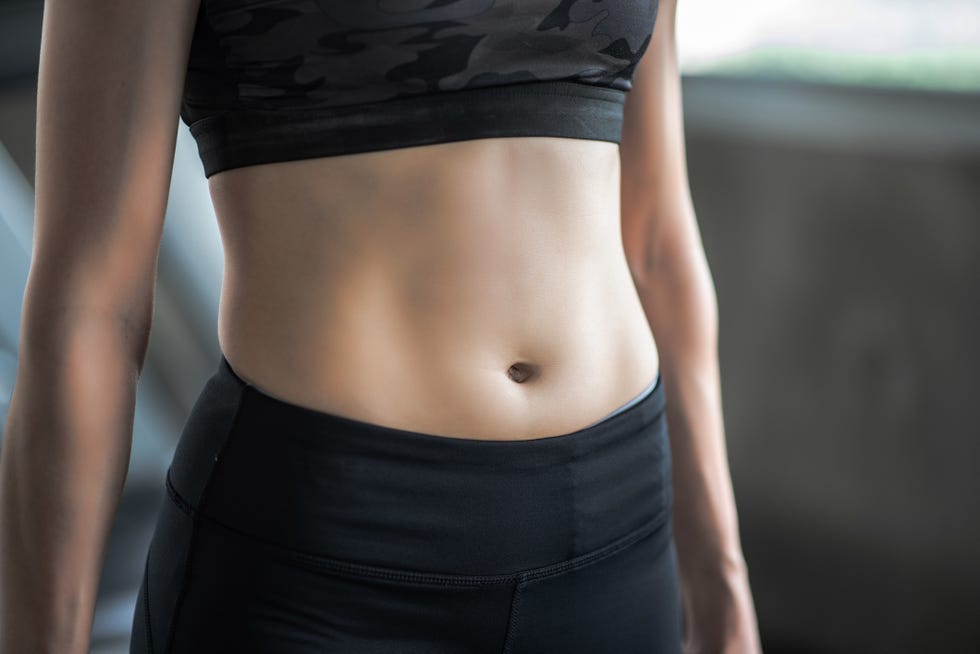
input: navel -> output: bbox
[506,361,538,384]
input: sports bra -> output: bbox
[180,0,660,178]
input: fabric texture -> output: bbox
[180,0,661,176]
[129,353,683,653]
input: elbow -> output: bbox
[631,240,720,370]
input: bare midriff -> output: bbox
[210,135,660,441]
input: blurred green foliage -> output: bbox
[686,46,980,93]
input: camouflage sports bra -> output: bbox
[180,0,661,178]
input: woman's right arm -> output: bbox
[0,0,201,651]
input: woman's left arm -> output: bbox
[619,1,763,652]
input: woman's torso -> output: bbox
[211,135,660,441]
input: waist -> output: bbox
[217,257,660,440]
[167,352,672,577]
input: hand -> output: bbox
[680,556,763,654]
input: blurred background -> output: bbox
[1,0,978,652]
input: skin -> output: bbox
[620,3,762,651]
[0,0,761,652]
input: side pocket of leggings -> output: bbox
[129,482,197,654]
[661,415,674,517]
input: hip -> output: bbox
[130,353,681,653]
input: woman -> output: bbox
[0,0,761,652]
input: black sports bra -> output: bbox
[180,0,660,178]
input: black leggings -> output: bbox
[129,354,683,653]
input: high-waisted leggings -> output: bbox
[129,354,683,653]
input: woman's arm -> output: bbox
[619,1,763,652]
[0,0,200,652]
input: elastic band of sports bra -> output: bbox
[187,79,627,178]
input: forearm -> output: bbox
[632,229,745,581]
[0,297,145,654]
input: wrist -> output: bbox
[676,536,749,589]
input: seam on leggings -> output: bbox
[142,546,154,654]
[165,474,668,587]
[571,426,580,559]
[162,383,249,654]
[501,574,527,654]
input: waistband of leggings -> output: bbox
[167,353,672,578]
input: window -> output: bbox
[676,0,980,92]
